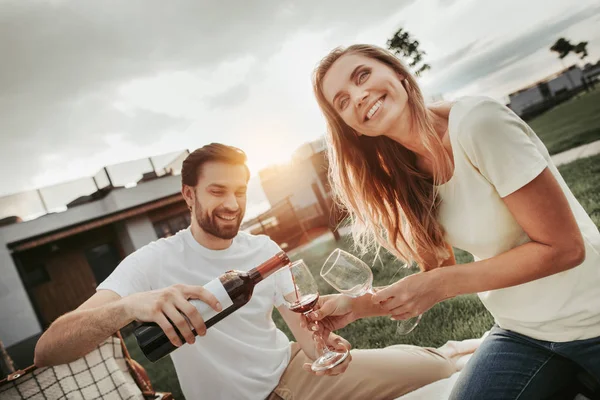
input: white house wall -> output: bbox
[261,158,321,207]
[115,221,135,256]
[124,215,158,252]
[289,188,319,209]
[548,69,583,94]
[509,86,544,115]
[110,176,181,211]
[0,174,182,246]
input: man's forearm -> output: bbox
[35,299,134,367]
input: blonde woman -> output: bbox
[308,44,600,399]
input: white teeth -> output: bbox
[217,215,236,221]
[366,99,383,120]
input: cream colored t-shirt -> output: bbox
[436,96,600,342]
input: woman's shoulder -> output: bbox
[452,95,511,125]
[450,95,518,142]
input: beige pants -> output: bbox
[268,342,456,400]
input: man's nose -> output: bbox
[222,193,239,211]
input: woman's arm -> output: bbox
[373,168,585,319]
[312,243,457,325]
[435,167,585,299]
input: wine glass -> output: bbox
[274,260,349,372]
[321,248,421,335]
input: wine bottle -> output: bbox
[133,251,291,362]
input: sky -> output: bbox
[1,0,599,220]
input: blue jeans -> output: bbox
[449,325,600,400]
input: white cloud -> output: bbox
[0,0,598,220]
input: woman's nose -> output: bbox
[354,89,369,108]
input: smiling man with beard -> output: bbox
[34,143,463,400]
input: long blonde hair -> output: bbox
[312,44,452,270]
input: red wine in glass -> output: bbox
[274,260,348,372]
[289,294,319,314]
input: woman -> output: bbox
[309,44,600,399]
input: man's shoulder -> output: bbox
[235,231,280,253]
[236,230,277,245]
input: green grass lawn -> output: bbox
[528,88,600,155]
[125,153,600,399]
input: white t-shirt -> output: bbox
[436,96,600,342]
[97,229,292,400]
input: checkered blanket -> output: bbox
[0,337,145,400]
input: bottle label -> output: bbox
[189,278,234,322]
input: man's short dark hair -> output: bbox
[181,143,250,186]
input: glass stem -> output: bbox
[307,319,330,357]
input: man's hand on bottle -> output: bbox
[123,284,222,347]
[302,333,352,376]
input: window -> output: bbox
[154,213,191,238]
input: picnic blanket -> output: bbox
[397,334,487,400]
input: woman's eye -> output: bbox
[340,98,349,109]
[358,70,370,83]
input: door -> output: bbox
[85,243,121,286]
[30,250,98,327]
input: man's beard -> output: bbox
[194,199,244,240]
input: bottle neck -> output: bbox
[249,251,291,284]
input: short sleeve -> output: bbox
[96,248,155,298]
[457,97,548,198]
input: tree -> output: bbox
[550,37,589,89]
[387,28,431,76]
[550,38,576,88]
[574,41,589,60]
[550,37,574,59]
[551,38,589,61]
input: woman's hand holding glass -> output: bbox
[320,248,422,335]
[371,270,443,323]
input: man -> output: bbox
[34,143,459,399]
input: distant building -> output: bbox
[0,152,191,366]
[583,60,600,83]
[240,138,344,249]
[259,138,331,214]
[507,65,584,116]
